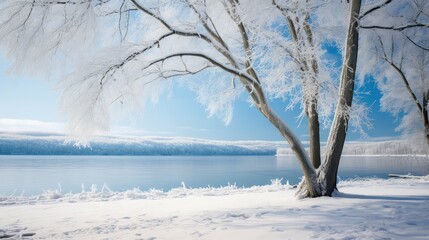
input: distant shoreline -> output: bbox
[1,131,427,156]
[1,154,428,157]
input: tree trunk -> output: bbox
[307,102,321,169]
[317,0,361,196]
[423,92,429,145]
[279,7,322,169]
[248,85,321,197]
[303,13,321,169]
[261,105,321,197]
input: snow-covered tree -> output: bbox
[0,0,422,197]
[359,0,429,145]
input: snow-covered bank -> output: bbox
[1,177,428,239]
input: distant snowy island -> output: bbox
[0,131,283,155]
[277,140,429,156]
[0,131,427,156]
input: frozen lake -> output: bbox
[0,155,428,195]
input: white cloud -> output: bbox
[0,118,65,133]
[0,118,175,137]
[109,125,174,136]
[178,126,209,132]
[347,136,402,143]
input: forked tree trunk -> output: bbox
[317,0,361,196]
[294,0,361,197]
[264,106,320,196]
[250,86,321,197]
[257,0,362,198]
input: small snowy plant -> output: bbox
[270,178,283,187]
[0,0,427,197]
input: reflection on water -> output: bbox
[277,155,429,180]
[0,155,428,195]
[336,155,429,180]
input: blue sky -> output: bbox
[0,55,401,142]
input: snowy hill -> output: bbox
[0,131,285,155]
[277,140,429,156]
[1,131,426,156]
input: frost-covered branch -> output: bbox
[358,0,429,145]
[378,44,423,113]
[360,23,429,31]
[140,52,257,84]
[271,0,323,168]
[222,0,260,85]
[373,32,429,144]
[185,0,228,50]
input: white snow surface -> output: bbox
[1,177,428,239]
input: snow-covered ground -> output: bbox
[1,177,428,239]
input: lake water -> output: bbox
[0,155,428,195]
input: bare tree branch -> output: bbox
[401,32,429,51]
[359,0,392,20]
[360,23,429,31]
[38,0,89,5]
[226,0,260,83]
[387,61,424,112]
[141,52,257,84]
[376,35,424,113]
[185,0,228,49]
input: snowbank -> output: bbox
[1,177,428,239]
[0,179,292,206]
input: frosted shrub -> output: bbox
[270,178,283,186]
